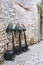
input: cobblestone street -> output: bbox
[2,41,43,65]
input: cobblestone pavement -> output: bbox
[2,41,43,65]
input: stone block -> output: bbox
[30,38,36,45]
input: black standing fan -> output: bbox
[19,25,28,52]
[4,23,14,61]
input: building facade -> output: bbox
[0,0,42,61]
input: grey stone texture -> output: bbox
[2,41,43,65]
[0,0,41,61]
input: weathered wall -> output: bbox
[0,0,40,61]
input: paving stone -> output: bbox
[1,41,43,65]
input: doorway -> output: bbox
[38,3,43,40]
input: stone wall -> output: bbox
[0,0,40,61]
